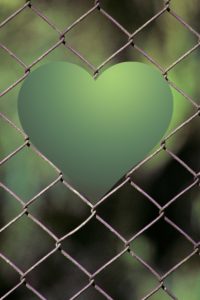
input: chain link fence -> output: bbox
[0,0,200,299]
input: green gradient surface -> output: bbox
[18,62,173,201]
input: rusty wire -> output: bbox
[0,0,200,299]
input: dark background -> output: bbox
[0,0,200,299]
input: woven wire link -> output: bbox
[0,0,200,299]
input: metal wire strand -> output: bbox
[0,0,200,299]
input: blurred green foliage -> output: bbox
[0,0,200,299]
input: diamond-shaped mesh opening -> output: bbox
[62,217,121,273]
[28,181,90,236]
[0,6,59,65]
[134,218,194,273]
[134,10,198,67]
[26,250,88,299]
[97,183,159,239]
[95,251,159,299]
[65,9,128,66]
[32,0,93,30]
[130,148,195,206]
[0,215,54,270]
[100,0,162,32]
[0,146,58,200]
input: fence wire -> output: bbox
[0,0,200,299]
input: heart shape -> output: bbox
[18,62,173,201]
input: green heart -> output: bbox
[18,62,173,201]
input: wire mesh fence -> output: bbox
[0,0,200,299]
